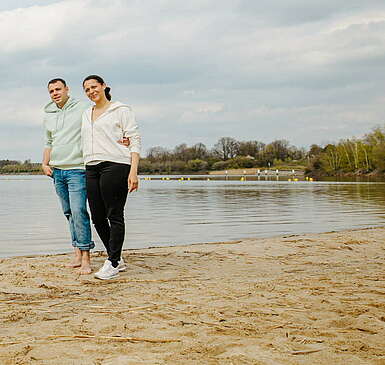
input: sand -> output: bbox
[0,227,384,365]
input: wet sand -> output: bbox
[0,227,384,364]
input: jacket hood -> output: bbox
[84,101,131,121]
[44,96,80,113]
[107,101,129,111]
[103,101,130,114]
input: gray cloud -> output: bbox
[0,0,60,11]
[237,0,385,25]
[2,0,385,161]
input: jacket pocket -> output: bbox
[51,143,83,166]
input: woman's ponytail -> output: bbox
[104,86,112,101]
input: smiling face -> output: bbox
[83,78,106,104]
[48,81,69,108]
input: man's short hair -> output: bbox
[48,78,67,87]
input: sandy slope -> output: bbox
[0,227,384,364]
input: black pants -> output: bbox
[86,161,130,267]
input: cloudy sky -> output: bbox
[1,0,385,161]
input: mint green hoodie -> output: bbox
[43,97,89,169]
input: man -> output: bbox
[42,78,95,274]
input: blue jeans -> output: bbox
[53,168,95,251]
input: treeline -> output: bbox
[0,138,306,175]
[0,160,41,174]
[140,137,306,173]
[3,127,385,176]
[307,127,385,176]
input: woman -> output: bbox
[81,75,141,280]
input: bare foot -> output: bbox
[79,264,92,275]
[78,250,92,274]
[67,247,82,268]
[66,261,82,268]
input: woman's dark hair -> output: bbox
[83,74,111,101]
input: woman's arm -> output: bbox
[120,106,141,192]
[120,106,141,155]
[128,152,139,192]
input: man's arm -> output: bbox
[42,147,53,176]
[118,137,130,147]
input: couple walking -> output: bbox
[42,75,141,280]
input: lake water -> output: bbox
[1,175,385,257]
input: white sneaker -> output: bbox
[117,257,127,272]
[95,260,110,276]
[94,261,119,280]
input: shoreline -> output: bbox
[0,225,385,258]
[1,227,384,364]
[1,225,383,261]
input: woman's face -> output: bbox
[83,79,105,103]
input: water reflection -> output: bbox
[1,176,385,257]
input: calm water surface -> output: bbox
[1,175,385,257]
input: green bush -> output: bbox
[186,159,208,172]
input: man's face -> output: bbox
[48,81,69,107]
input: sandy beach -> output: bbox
[1,228,384,365]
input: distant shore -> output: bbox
[0,166,305,177]
[1,227,384,364]
[4,169,385,179]
[209,167,305,176]
[0,168,305,177]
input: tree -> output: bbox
[186,159,208,172]
[173,144,191,161]
[320,144,342,173]
[190,143,208,160]
[238,140,265,158]
[288,146,306,161]
[146,146,170,162]
[0,159,20,168]
[372,144,385,171]
[308,144,323,158]
[265,140,290,161]
[212,137,240,160]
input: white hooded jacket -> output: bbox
[81,102,141,166]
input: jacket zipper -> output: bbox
[91,114,94,157]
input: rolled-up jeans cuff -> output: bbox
[75,241,95,251]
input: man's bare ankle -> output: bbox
[66,260,82,268]
[79,263,92,275]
